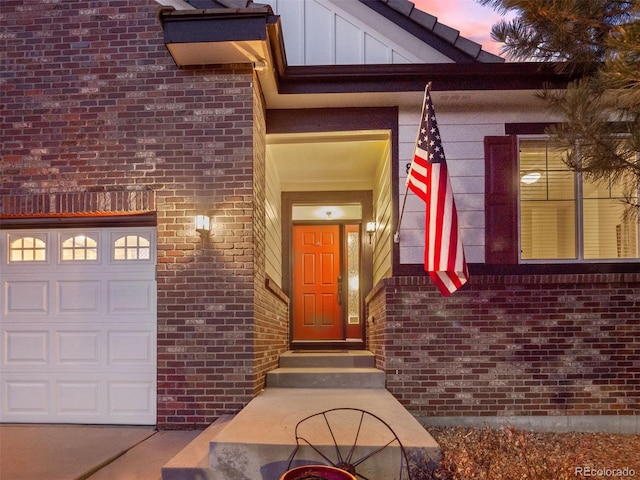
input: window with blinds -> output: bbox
[519,139,638,260]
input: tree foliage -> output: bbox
[478,0,640,210]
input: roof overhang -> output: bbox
[266,62,583,109]
[156,6,583,110]
[158,6,281,67]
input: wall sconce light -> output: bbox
[252,60,267,72]
[366,221,377,244]
[195,215,211,237]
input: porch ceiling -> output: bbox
[267,131,390,192]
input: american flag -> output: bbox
[406,85,469,296]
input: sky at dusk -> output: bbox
[412,0,510,56]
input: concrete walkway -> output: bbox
[0,424,201,480]
[0,390,439,480]
[213,388,439,479]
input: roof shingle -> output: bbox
[374,0,504,62]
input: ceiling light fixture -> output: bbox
[521,172,541,185]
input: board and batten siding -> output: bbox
[265,153,283,286]
[269,0,453,66]
[372,139,393,284]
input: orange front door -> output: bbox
[292,225,343,340]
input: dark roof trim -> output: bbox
[506,123,554,135]
[396,262,640,276]
[158,7,274,44]
[0,213,158,230]
[506,121,631,135]
[278,62,580,94]
[266,107,398,134]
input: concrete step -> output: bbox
[267,350,385,389]
[161,415,233,480]
[208,388,441,480]
[266,366,386,389]
[279,350,375,368]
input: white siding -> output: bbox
[269,0,453,65]
[372,139,393,284]
[398,99,565,265]
[335,15,362,64]
[305,0,334,65]
[398,105,536,264]
[266,153,283,285]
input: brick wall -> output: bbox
[0,1,268,428]
[251,78,290,394]
[366,282,388,371]
[367,274,640,419]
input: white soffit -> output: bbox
[155,0,195,10]
[166,39,268,66]
[264,89,549,111]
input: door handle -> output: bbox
[337,275,343,305]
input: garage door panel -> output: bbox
[5,325,156,370]
[108,330,154,365]
[2,378,50,416]
[4,330,49,365]
[2,372,155,424]
[57,280,101,314]
[56,381,100,415]
[109,380,155,417]
[56,331,100,364]
[108,280,155,315]
[5,281,49,315]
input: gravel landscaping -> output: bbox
[409,425,640,479]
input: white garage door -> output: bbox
[0,227,156,425]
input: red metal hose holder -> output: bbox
[280,465,357,480]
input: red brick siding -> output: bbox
[0,1,268,428]
[367,275,640,418]
[251,79,289,394]
[365,281,388,371]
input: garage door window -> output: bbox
[113,234,150,260]
[9,235,47,262]
[61,234,98,261]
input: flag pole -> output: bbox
[394,82,431,243]
[394,181,410,243]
